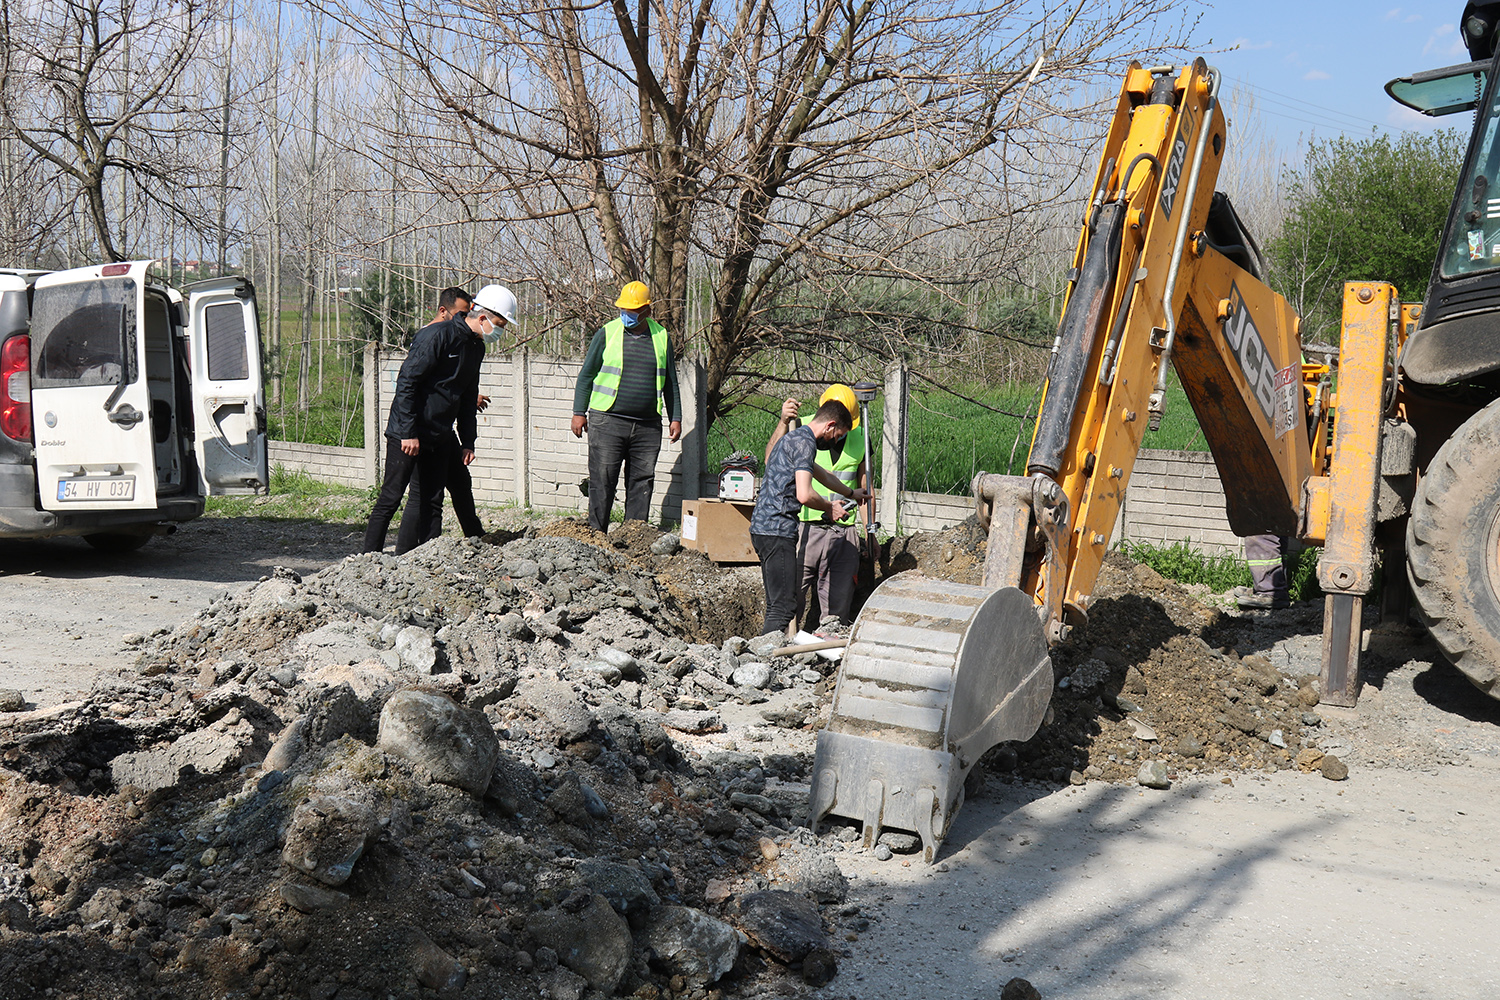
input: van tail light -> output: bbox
[1,335,31,442]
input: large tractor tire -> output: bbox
[1407,399,1500,697]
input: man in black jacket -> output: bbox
[395,286,485,550]
[361,284,515,554]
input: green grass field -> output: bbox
[707,376,1206,495]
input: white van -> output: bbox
[0,260,268,550]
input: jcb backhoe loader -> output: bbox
[810,30,1500,863]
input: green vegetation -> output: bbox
[1119,538,1323,603]
[1269,129,1465,340]
[1118,539,1251,592]
[205,466,374,523]
[706,378,1205,496]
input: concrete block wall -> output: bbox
[891,489,975,533]
[276,350,1239,555]
[1120,449,1240,555]
[884,451,1238,555]
[268,441,367,490]
[377,349,697,524]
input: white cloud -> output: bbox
[1384,7,1401,20]
[1422,23,1467,58]
[1304,69,1331,81]
[1227,36,1274,52]
[1406,13,1422,23]
[1387,104,1448,132]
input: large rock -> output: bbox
[280,793,378,886]
[517,676,596,743]
[295,621,383,668]
[788,853,847,904]
[485,753,539,817]
[377,689,498,796]
[395,626,438,674]
[525,894,632,993]
[0,862,34,931]
[302,660,400,700]
[735,890,828,963]
[263,684,370,772]
[544,771,593,826]
[279,882,351,913]
[110,727,252,793]
[405,927,467,991]
[577,859,660,917]
[639,905,741,985]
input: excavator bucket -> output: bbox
[808,576,1052,863]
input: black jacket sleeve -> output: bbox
[456,341,482,450]
[386,323,444,440]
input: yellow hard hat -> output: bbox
[615,281,651,310]
[819,383,859,430]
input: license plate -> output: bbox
[57,476,136,502]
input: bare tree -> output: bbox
[311,0,1195,417]
[0,0,226,261]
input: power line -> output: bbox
[1224,74,1389,133]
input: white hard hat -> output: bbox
[472,284,518,326]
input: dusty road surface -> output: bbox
[827,618,1500,1000]
[0,517,1498,1000]
[0,516,360,708]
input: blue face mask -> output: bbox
[620,310,640,329]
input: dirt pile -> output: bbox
[995,553,1338,786]
[0,521,850,1000]
[0,515,1358,1000]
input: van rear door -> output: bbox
[183,276,268,494]
[30,262,159,511]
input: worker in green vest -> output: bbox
[765,383,871,628]
[571,281,682,531]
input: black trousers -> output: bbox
[362,436,452,554]
[587,409,662,531]
[752,531,799,638]
[396,436,484,551]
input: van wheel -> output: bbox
[84,532,152,553]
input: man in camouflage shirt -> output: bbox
[749,399,867,638]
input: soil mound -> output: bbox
[0,520,1358,1000]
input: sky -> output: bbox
[1193,1,1472,157]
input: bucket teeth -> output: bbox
[860,779,885,850]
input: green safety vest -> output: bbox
[587,317,669,414]
[800,423,866,525]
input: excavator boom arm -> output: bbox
[1026,60,1316,632]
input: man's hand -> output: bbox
[829,498,848,522]
[571,414,587,438]
[401,438,420,456]
[779,398,799,425]
[669,420,682,443]
[850,487,871,503]
[476,394,491,413]
[461,448,475,466]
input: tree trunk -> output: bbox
[297,20,322,412]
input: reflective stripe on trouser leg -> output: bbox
[1245,532,1287,595]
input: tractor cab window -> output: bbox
[1442,72,1500,279]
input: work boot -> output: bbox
[1237,589,1290,610]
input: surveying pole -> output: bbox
[851,381,880,550]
